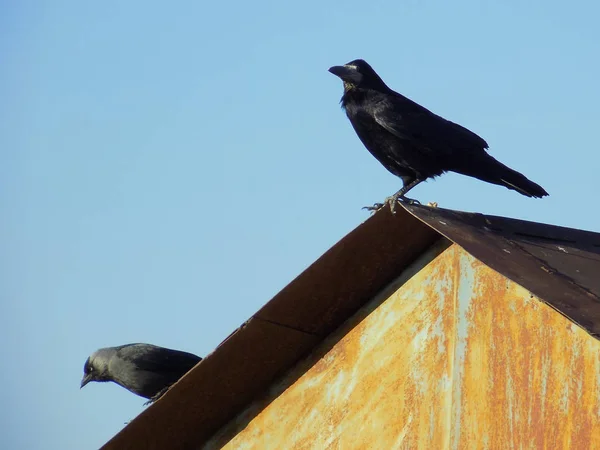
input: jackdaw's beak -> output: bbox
[80,373,92,389]
[328,65,362,84]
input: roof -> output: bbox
[101,204,600,450]
[403,205,600,334]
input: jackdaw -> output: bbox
[81,343,202,403]
[328,59,549,210]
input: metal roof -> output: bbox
[404,205,600,335]
[101,204,600,450]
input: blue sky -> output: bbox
[2,1,599,448]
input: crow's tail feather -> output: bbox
[454,156,549,198]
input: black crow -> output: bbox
[328,59,548,210]
[80,343,201,403]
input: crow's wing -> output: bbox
[370,94,489,155]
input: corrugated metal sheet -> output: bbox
[207,245,600,450]
[101,205,600,449]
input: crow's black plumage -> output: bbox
[80,343,201,403]
[328,59,548,209]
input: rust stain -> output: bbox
[454,251,600,450]
[206,245,600,450]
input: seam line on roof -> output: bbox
[508,240,600,303]
[511,240,600,263]
[253,316,322,337]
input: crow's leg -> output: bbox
[363,178,424,214]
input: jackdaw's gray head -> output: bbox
[80,348,115,389]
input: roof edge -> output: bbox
[102,206,442,449]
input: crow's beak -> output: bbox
[80,373,92,389]
[328,65,363,84]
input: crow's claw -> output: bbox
[399,196,421,206]
[384,195,401,214]
[362,202,385,212]
[363,195,421,215]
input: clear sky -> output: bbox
[2,1,599,448]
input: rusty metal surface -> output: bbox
[403,204,600,336]
[101,207,443,450]
[207,246,600,450]
[100,204,600,449]
[449,249,600,450]
[207,241,457,450]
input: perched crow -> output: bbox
[329,59,548,210]
[81,343,201,403]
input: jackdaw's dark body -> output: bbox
[81,343,201,402]
[328,59,548,207]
